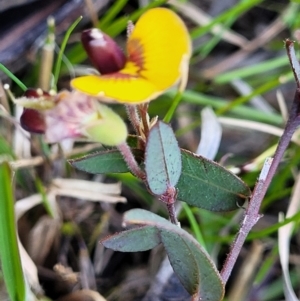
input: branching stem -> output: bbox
[221,40,300,284]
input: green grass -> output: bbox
[1,1,300,300]
[0,163,27,301]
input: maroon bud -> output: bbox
[19,89,49,134]
[81,28,126,74]
[20,108,46,134]
[23,88,50,98]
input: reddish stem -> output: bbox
[220,40,300,284]
[125,104,141,135]
[160,186,179,225]
[166,203,179,225]
[117,142,145,180]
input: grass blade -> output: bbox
[105,0,167,37]
[53,16,83,88]
[0,64,27,91]
[99,0,129,29]
[190,0,263,39]
[0,162,26,301]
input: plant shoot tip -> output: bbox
[47,16,55,26]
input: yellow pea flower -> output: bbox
[71,7,192,104]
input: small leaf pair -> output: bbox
[102,209,225,301]
[70,142,250,212]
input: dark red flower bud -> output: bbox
[19,88,50,134]
[20,108,46,134]
[81,28,126,74]
[23,88,50,98]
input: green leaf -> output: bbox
[145,121,182,195]
[124,207,172,226]
[102,226,161,252]
[0,162,26,301]
[70,146,250,212]
[177,150,251,211]
[69,148,143,174]
[160,230,224,300]
[124,209,225,300]
[159,229,198,294]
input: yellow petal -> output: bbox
[71,8,191,104]
[127,7,192,91]
[71,74,160,103]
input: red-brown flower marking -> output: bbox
[71,8,192,104]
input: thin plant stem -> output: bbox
[221,105,300,283]
[125,104,141,135]
[221,159,269,283]
[39,17,55,91]
[166,203,179,225]
[220,40,300,284]
[117,142,145,180]
[159,186,179,225]
[84,0,98,28]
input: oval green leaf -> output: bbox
[69,148,143,174]
[160,230,224,301]
[124,207,172,226]
[101,226,160,252]
[177,149,251,211]
[70,146,250,212]
[124,209,224,300]
[145,121,182,195]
